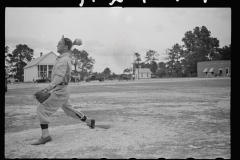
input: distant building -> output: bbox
[135,68,152,79]
[23,52,58,82]
[197,60,231,78]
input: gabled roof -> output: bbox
[135,68,152,73]
[23,52,57,69]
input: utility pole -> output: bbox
[170,66,172,79]
[18,50,24,83]
[132,53,136,81]
[138,61,139,80]
[17,51,19,83]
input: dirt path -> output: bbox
[5,78,231,158]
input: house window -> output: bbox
[141,73,143,77]
[38,65,47,79]
[48,65,53,79]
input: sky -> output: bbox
[5,7,231,74]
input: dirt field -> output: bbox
[5,77,231,159]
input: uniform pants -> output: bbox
[36,84,85,124]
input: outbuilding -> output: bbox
[23,52,58,82]
[197,60,231,78]
[134,68,152,79]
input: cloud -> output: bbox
[90,37,135,73]
[70,34,136,74]
[109,45,135,69]
[84,40,104,48]
[125,15,134,24]
[79,39,105,53]
[110,7,123,17]
[43,8,66,15]
[5,36,56,54]
[219,36,231,47]
[157,8,187,25]
[154,24,165,33]
[158,8,230,26]
[194,8,231,20]
[140,48,148,52]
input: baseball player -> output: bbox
[32,36,95,145]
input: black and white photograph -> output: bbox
[5,7,231,158]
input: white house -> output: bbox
[135,68,152,79]
[23,52,58,82]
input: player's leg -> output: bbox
[61,99,95,129]
[32,91,68,145]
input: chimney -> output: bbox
[40,52,43,57]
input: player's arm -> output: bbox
[42,58,67,92]
[42,75,64,92]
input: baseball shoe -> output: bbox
[88,119,95,129]
[31,135,52,145]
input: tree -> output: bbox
[80,50,95,80]
[166,60,174,77]
[150,61,158,75]
[181,26,220,76]
[139,62,150,69]
[71,48,82,72]
[70,48,82,82]
[103,67,111,75]
[111,72,117,79]
[163,48,174,77]
[134,52,141,79]
[169,44,183,62]
[158,62,166,69]
[165,44,184,77]
[71,49,95,80]
[175,61,182,77]
[145,50,159,63]
[8,44,34,81]
[145,50,159,75]
[182,26,220,60]
[181,51,198,77]
[5,46,11,74]
[123,68,131,74]
[217,44,231,60]
[207,37,221,60]
[156,62,167,78]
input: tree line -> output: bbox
[124,26,231,78]
[5,45,34,81]
[5,25,231,81]
[5,45,95,81]
[5,44,118,81]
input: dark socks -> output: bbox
[81,115,87,122]
[75,114,87,122]
[40,124,48,129]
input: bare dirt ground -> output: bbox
[5,77,231,159]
